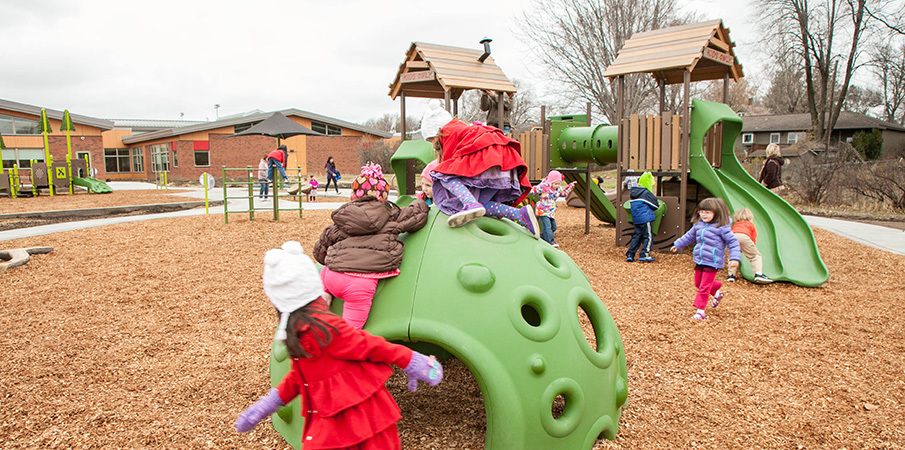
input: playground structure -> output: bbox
[266,41,630,449]
[219,165,312,223]
[1,108,111,198]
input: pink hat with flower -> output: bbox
[351,163,390,201]
[545,170,564,183]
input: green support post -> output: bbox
[222,166,229,224]
[273,177,280,221]
[248,166,255,222]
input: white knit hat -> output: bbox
[420,99,453,139]
[263,241,324,341]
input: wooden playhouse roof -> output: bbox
[603,20,744,85]
[388,42,516,100]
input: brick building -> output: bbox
[1,98,391,185]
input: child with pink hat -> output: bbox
[529,170,576,247]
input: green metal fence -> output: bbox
[221,166,306,224]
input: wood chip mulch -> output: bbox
[1,191,903,449]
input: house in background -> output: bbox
[1,97,391,184]
[737,111,905,159]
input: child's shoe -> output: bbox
[447,204,486,228]
[727,274,736,282]
[754,273,773,284]
[711,290,725,308]
[626,256,634,262]
[518,205,541,239]
[552,243,560,248]
[691,311,708,320]
[639,255,656,262]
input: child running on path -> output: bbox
[234,241,443,449]
[728,208,773,284]
[625,172,659,262]
[420,100,539,238]
[313,164,429,329]
[530,170,575,247]
[671,198,741,320]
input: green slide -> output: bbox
[688,99,828,287]
[561,171,617,223]
[72,177,113,194]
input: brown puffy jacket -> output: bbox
[313,197,429,273]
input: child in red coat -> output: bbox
[419,100,539,238]
[235,241,443,449]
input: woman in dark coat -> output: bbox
[758,143,784,193]
[324,156,340,194]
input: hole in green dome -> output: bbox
[521,303,541,327]
[577,305,598,352]
[551,394,566,419]
[542,248,562,269]
[475,219,509,237]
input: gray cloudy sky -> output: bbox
[0,0,763,125]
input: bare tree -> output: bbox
[701,79,759,114]
[517,0,691,124]
[870,43,905,124]
[763,64,810,114]
[362,113,418,135]
[843,84,884,114]
[757,0,871,141]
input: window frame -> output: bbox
[149,143,171,173]
[131,147,144,173]
[194,149,210,167]
[787,132,805,144]
[1,148,44,169]
[310,120,342,136]
[104,148,132,173]
[741,133,754,144]
[0,113,41,135]
[769,133,781,144]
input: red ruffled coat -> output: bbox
[276,299,413,449]
[432,120,531,205]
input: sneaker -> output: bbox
[727,274,737,283]
[639,256,656,262]
[518,205,541,239]
[711,290,725,308]
[447,204,486,228]
[552,243,560,248]
[691,311,708,320]
[754,273,774,284]
[626,256,634,262]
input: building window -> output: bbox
[310,121,342,136]
[0,113,41,135]
[234,122,258,133]
[131,147,144,172]
[770,133,781,144]
[173,151,179,168]
[788,132,806,144]
[104,148,132,173]
[194,150,210,166]
[149,143,170,173]
[1,148,44,169]
[741,133,754,144]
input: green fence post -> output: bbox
[273,177,280,221]
[248,166,255,222]
[222,166,229,224]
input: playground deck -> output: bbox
[1,205,903,448]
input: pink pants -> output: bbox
[320,268,378,330]
[693,265,722,310]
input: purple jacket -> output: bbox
[673,220,741,269]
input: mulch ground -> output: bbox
[1,190,903,449]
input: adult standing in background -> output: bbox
[324,156,340,194]
[257,155,269,200]
[758,143,784,194]
[267,144,290,184]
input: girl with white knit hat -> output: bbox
[420,99,539,238]
[235,241,443,449]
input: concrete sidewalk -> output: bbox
[803,215,905,256]
[0,181,394,242]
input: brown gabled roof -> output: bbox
[604,20,744,85]
[388,42,516,100]
[742,112,905,133]
[0,98,114,130]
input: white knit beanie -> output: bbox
[420,99,453,139]
[263,241,324,341]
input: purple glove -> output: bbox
[403,351,443,392]
[235,388,284,433]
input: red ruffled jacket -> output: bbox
[432,120,531,205]
[276,299,413,449]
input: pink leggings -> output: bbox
[320,268,378,330]
[693,265,722,310]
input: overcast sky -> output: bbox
[1,0,764,125]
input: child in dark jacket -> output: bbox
[671,197,741,320]
[235,241,442,449]
[313,163,429,329]
[626,172,659,262]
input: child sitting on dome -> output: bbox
[419,99,539,238]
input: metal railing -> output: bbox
[220,166,306,224]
